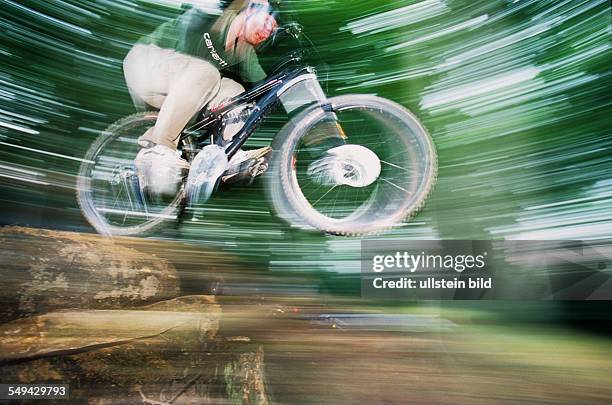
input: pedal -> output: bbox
[247,157,269,185]
[222,147,272,184]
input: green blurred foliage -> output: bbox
[0,0,610,287]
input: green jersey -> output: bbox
[139,6,267,84]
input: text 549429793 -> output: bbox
[0,384,69,400]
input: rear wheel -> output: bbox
[267,95,437,236]
[76,112,184,236]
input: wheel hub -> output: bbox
[110,165,135,186]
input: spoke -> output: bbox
[381,177,410,194]
[111,181,125,210]
[329,183,342,217]
[380,160,410,172]
[122,177,134,224]
[304,180,325,199]
[311,184,338,207]
[96,207,175,219]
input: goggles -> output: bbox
[244,1,280,24]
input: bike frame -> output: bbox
[179,65,330,160]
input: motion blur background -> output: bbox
[1,0,611,290]
[2,0,610,282]
[2,0,610,233]
[1,0,611,402]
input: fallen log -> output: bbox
[0,295,220,363]
[0,295,270,404]
[0,226,180,321]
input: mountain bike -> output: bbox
[76,24,437,236]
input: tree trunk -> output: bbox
[0,295,270,404]
[0,226,180,321]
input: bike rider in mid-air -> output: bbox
[78,0,435,236]
[125,0,374,195]
[125,0,278,194]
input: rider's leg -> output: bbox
[147,59,221,149]
[207,78,272,182]
[123,44,171,147]
[124,45,221,194]
[123,44,221,149]
[208,78,246,141]
[123,44,170,111]
[208,78,245,109]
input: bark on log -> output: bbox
[0,295,220,363]
[0,226,180,321]
[224,345,269,405]
[0,295,269,404]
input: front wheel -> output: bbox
[267,95,437,236]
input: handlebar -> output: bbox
[267,22,326,77]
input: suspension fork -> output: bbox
[301,102,347,152]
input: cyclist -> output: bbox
[124,0,278,194]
